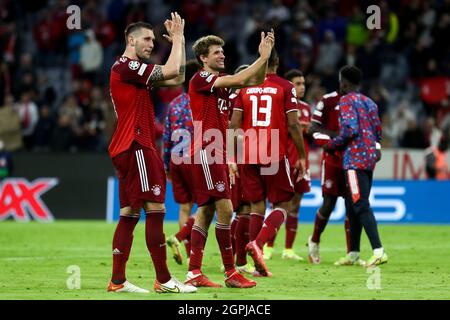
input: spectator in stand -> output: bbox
[53,94,83,151]
[390,100,415,147]
[33,104,55,152]
[0,94,23,151]
[80,29,103,85]
[14,91,39,150]
[0,61,10,107]
[79,87,107,152]
[425,134,449,180]
[33,11,58,67]
[315,30,343,75]
[400,118,428,149]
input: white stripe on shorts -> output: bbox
[347,170,359,196]
[136,149,149,192]
[284,156,294,187]
[200,150,214,190]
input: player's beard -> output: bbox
[136,45,152,63]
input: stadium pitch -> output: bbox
[1,221,449,300]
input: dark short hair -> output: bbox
[184,59,200,91]
[192,35,225,66]
[124,22,153,42]
[339,65,362,86]
[284,69,303,81]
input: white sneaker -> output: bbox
[307,236,320,264]
[154,277,197,293]
[107,280,149,293]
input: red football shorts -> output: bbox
[241,157,294,204]
[112,141,166,209]
[321,160,346,197]
[170,161,195,204]
[190,150,231,207]
[291,168,311,194]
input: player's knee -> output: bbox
[252,200,266,215]
[144,202,165,213]
[120,207,140,218]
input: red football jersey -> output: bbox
[233,74,298,164]
[287,100,311,167]
[109,56,157,158]
[189,70,232,162]
[311,91,343,168]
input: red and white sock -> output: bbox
[255,208,286,249]
[175,216,195,242]
[235,215,250,266]
[230,217,239,256]
[285,212,298,249]
[111,215,140,284]
[249,213,264,241]
[188,224,208,272]
[216,222,235,273]
[145,210,171,284]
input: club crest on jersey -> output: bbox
[316,101,324,111]
[302,109,309,117]
[128,60,140,70]
[151,185,162,196]
[215,181,225,192]
[200,71,210,78]
[325,179,333,189]
[291,88,297,97]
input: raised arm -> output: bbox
[149,12,185,84]
[154,25,186,87]
[213,30,274,89]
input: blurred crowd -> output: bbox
[0,0,450,154]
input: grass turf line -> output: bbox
[0,221,449,300]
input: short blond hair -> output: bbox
[192,35,225,66]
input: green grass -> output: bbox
[0,221,449,300]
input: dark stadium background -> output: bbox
[0,0,449,220]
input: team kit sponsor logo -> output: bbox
[0,178,58,222]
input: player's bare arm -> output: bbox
[151,12,185,85]
[153,19,186,87]
[287,111,306,181]
[213,30,274,89]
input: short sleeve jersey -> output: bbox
[311,91,343,168]
[233,74,298,164]
[109,56,157,158]
[287,100,311,167]
[188,70,232,161]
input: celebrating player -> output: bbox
[263,69,312,261]
[324,66,388,267]
[184,31,275,288]
[107,15,196,293]
[164,60,200,265]
[230,49,306,277]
